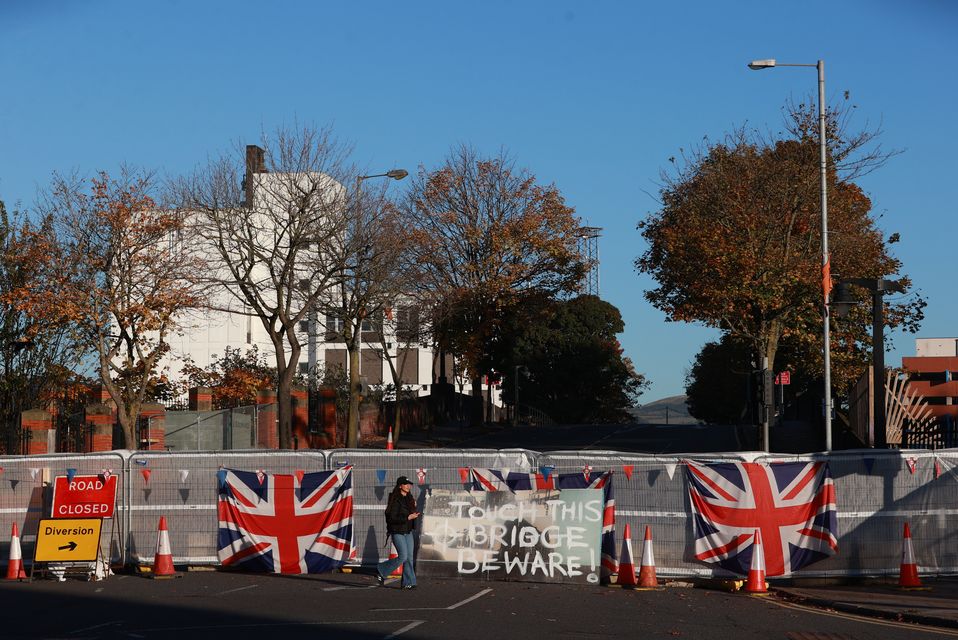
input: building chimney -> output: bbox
[243,145,267,206]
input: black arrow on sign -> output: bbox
[58,541,78,552]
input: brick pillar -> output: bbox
[138,404,166,451]
[21,409,54,455]
[89,384,113,405]
[291,387,308,450]
[189,386,213,411]
[84,403,115,452]
[256,389,278,449]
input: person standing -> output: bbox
[377,476,419,589]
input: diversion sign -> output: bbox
[418,489,603,584]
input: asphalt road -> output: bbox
[2,570,955,640]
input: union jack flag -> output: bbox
[686,461,838,577]
[470,467,617,581]
[217,467,354,574]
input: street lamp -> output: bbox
[344,168,408,448]
[748,57,833,451]
[832,278,906,448]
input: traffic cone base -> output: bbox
[745,529,769,595]
[152,516,176,579]
[6,523,27,581]
[615,523,637,588]
[386,428,394,451]
[637,525,660,589]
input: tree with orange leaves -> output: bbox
[25,169,206,449]
[401,145,585,425]
[637,101,924,400]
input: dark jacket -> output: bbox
[385,491,417,535]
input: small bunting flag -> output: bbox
[539,465,555,480]
[457,467,469,483]
[864,457,875,474]
[906,457,917,474]
[935,457,942,479]
[256,470,266,485]
[179,469,190,484]
[141,469,151,484]
[29,468,40,481]
[416,468,426,485]
[10,479,19,491]
[99,469,113,482]
[294,470,305,484]
[0,466,4,475]
[665,462,677,481]
[216,468,228,489]
[376,469,387,485]
[622,465,634,480]
[582,465,592,483]
[66,468,77,484]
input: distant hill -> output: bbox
[629,395,700,425]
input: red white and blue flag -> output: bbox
[217,467,354,574]
[686,461,838,577]
[470,467,617,580]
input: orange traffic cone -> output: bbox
[745,529,768,594]
[388,540,403,577]
[898,522,924,589]
[151,516,175,579]
[615,523,637,587]
[5,523,26,580]
[386,427,394,451]
[638,525,659,588]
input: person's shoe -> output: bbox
[404,584,416,590]
[376,573,385,586]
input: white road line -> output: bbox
[69,620,123,635]
[323,583,381,591]
[384,620,427,638]
[216,584,258,596]
[375,587,493,612]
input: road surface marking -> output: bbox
[767,596,958,636]
[384,620,426,638]
[216,584,258,596]
[375,587,493,612]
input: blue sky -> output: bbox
[1,0,955,402]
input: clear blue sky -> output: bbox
[2,0,955,402]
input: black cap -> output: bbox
[395,476,413,486]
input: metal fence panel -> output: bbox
[329,448,537,565]
[125,450,328,565]
[0,453,127,567]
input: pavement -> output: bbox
[772,578,958,630]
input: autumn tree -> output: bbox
[401,145,584,425]
[496,294,646,424]
[0,200,91,450]
[180,346,275,409]
[175,126,354,449]
[636,100,923,399]
[25,170,205,448]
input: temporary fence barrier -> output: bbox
[0,452,126,566]
[3,447,958,578]
[124,450,327,566]
[328,448,537,565]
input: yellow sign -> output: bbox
[34,518,103,562]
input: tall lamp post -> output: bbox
[748,58,833,451]
[344,168,408,448]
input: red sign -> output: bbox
[51,475,118,519]
[775,371,791,386]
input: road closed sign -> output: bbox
[52,475,118,519]
[34,518,103,562]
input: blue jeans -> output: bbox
[377,532,417,587]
